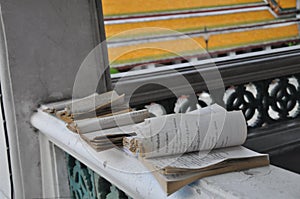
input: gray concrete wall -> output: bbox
[0,0,106,197]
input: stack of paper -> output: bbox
[41,91,149,151]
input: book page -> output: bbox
[73,109,149,133]
[41,99,73,112]
[144,146,267,171]
[41,91,124,113]
[135,104,247,158]
[83,125,136,140]
[70,91,124,114]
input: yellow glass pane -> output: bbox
[103,0,264,17]
[106,10,274,38]
[109,24,299,66]
[275,0,296,9]
[209,24,299,50]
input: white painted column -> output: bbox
[39,134,70,198]
[0,97,11,199]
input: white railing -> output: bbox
[31,108,300,199]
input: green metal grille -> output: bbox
[66,154,132,199]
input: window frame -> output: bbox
[97,0,300,106]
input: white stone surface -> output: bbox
[0,1,108,197]
[31,110,300,199]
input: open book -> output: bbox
[123,104,269,195]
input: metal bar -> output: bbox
[95,0,112,92]
[112,46,300,105]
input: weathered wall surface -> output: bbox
[0,0,102,197]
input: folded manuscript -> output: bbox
[123,104,269,195]
[41,91,149,151]
[81,125,137,151]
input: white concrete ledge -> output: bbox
[31,109,300,199]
